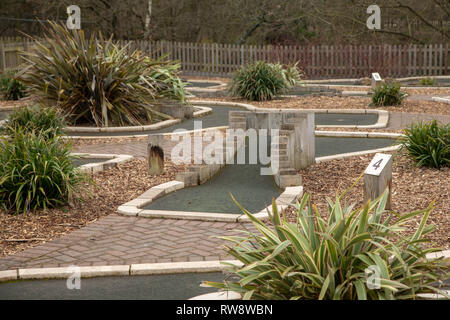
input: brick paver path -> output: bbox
[0,216,256,271]
[1,109,449,271]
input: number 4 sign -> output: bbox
[364,153,392,209]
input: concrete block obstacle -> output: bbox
[229,109,314,189]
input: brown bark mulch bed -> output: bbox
[192,96,450,116]
[0,97,35,108]
[334,86,450,96]
[283,151,449,249]
[0,159,187,257]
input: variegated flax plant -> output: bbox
[18,21,187,127]
[205,190,449,300]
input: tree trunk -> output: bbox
[144,0,153,39]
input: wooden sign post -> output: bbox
[148,134,165,175]
[364,153,392,209]
[371,72,383,89]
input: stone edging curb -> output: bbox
[72,153,134,174]
[28,101,389,139]
[189,100,389,129]
[65,118,182,134]
[313,131,403,162]
[185,80,228,98]
[316,145,402,163]
[1,253,447,299]
[118,179,303,222]
[0,260,243,282]
[62,106,212,135]
[186,79,228,91]
[432,96,450,104]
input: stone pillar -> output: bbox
[229,111,247,130]
[148,134,165,175]
[282,112,315,170]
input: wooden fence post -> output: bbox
[0,41,5,71]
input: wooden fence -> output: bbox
[1,37,448,79]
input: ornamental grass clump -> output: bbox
[0,71,27,100]
[0,129,85,214]
[1,104,66,140]
[420,77,436,86]
[399,120,449,169]
[371,82,407,106]
[145,56,187,103]
[229,61,302,101]
[18,21,184,127]
[205,190,448,300]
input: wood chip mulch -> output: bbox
[192,96,450,116]
[0,159,188,257]
[333,86,450,96]
[283,151,449,249]
[0,97,34,108]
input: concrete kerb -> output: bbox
[64,118,182,134]
[186,79,228,97]
[315,130,403,139]
[120,183,302,222]
[119,126,304,222]
[0,260,244,283]
[62,106,212,137]
[316,145,401,163]
[1,251,448,299]
[71,153,134,174]
[432,96,450,104]
[312,130,403,163]
[305,76,450,90]
[189,100,389,129]
[186,79,228,90]
[59,100,389,138]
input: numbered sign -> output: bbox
[364,153,392,209]
[371,72,382,81]
[365,153,391,176]
[371,72,383,89]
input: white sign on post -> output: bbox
[371,72,382,89]
[365,153,391,176]
[364,153,392,209]
[372,73,381,81]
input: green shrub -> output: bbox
[1,105,66,139]
[205,191,448,300]
[0,130,85,214]
[145,56,187,103]
[270,62,304,87]
[400,120,449,169]
[18,22,183,127]
[372,82,407,106]
[420,77,436,86]
[229,61,302,101]
[0,71,27,100]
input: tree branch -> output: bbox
[373,29,425,44]
[395,1,449,39]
